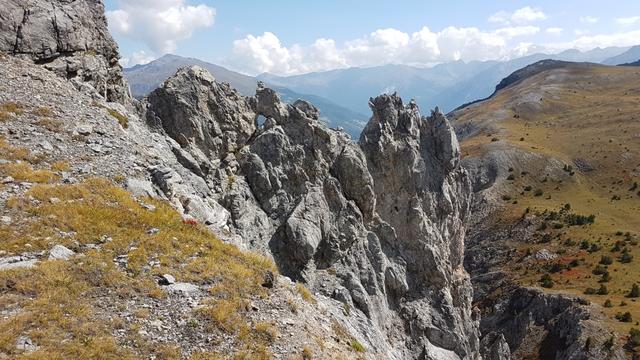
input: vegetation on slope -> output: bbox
[454,63,640,349]
[0,137,283,359]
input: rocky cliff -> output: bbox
[142,66,480,359]
[0,0,129,102]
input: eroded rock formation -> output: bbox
[144,66,480,359]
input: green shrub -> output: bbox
[350,340,366,353]
[108,108,129,129]
[616,311,632,322]
[600,255,613,265]
[599,272,611,283]
[540,274,554,288]
[592,265,607,275]
[620,249,633,264]
[596,285,609,295]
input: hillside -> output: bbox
[451,61,640,356]
[124,55,367,138]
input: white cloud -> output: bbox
[579,16,599,24]
[546,27,564,35]
[543,29,640,52]
[230,26,540,75]
[119,50,156,67]
[106,0,215,54]
[489,7,546,25]
[616,16,640,25]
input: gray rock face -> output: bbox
[146,66,256,164]
[144,66,479,359]
[480,332,511,360]
[0,0,129,102]
[482,287,625,360]
[0,256,37,270]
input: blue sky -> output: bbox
[104,0,640,75]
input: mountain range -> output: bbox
[125,46,640,138]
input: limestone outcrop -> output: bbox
[0,0,129,102]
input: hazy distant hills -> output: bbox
[125,46,640,138]
[124,54,368,137]
[259,46,632,115]
[125,54,258,96]
[602,45,640,65]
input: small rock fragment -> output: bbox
[159,274,176,285]
[49,244,75,260]
[75,124,93,136]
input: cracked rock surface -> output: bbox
[0,0,129,102]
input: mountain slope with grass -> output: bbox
[450,60,640,358]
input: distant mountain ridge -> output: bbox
[124,55,368,137]
[258,46,631,116]
[602,45,640,65]
[126,46,637,138]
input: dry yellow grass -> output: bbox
[108,108,129,129]
[0,162,58,183]
[0,101,24,121]
[51,160,70,172]
[34,117,64,132]
[0,169,278,357]
[31,106,54,117]
[296,282,316,304]
[0,137,31,161]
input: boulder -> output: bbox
[49,244,75,260]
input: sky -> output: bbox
[104,0,640,76]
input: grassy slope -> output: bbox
[454,64,640,338]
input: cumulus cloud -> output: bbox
[546,27,564,35]
[229,26,540,75]
[616,16,640,25]
[543,29,640,52]
[489,7,547,25]
[119,50,156,67]
[106,0,215,54]
[579,16,599,24]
